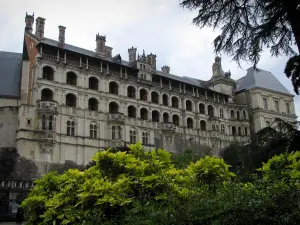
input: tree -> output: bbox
[180,0,300,94]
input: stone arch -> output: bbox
[140,108,148,120]
[139,88,148,101]
[109,81,119,95]
[151,110,160,122]
[127,85,136,98]
[128,105,137,118]
[207,105,214,116]
[66,71,77,86]
[88,97,98,111]
[172,114,180,126]
[187,117,194,129]
[88,76,99,90]
[186,99,193,111]
[171,96,179,108]
[41,88,54,101]
[151,91,159,104]
[65,93,77,107]
[162,94,169,106]
[109,101,119,113]
[200,120,206,131]
[199,103,205,114]
[42,66,54,81]
[163,112,169,123]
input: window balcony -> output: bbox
[39,131,55,141]
[158,122,176,132]
[37,100,59,114]
[107,113,125,123]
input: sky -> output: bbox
[0,0,299,116]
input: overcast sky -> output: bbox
[0,0,299,116]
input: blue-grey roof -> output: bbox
[0,51,22,98]
[236,67,291,95]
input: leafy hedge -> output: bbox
[22,144,300,225]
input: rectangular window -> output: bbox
[274,100,279,112]
[140,64,142,69]
[263,98,268,109]
[286,103,290,114]
[27,119,31,125]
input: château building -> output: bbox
[0,13,297,170]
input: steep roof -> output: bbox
[0,51,23,98]
[236,67,291,95]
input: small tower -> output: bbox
[128,46,137,63]
[96,33,106,55]
[212,56,224,78]
[25,12,34,33]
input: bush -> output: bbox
[22,144,300,225]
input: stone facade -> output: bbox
[1,13,297,168]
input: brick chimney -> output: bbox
[25,12,34,33]
[58,25,66,47]
[96,33,106,55]
[161,65,170,74]
[35,17,45,39]
[128,46,137,63]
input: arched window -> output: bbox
[42,66,54,81]
[162,94,168,106]
[128,106,136,118]
[67,121,75,136]
[90,124,97,139]
[142,132,148,145]
[219,108,224,118]
[88,98,98,111]
[109,102,119,113]
[109,81,119,95]
[152,110,160,122]
[237,111,241,120]
[245,127,248,136]
[130,130,136,143]
[207,105,214,117]
[151,91,159,104]
[171,96,179,108]
[238,127,242,136]
[163,113,169,123]
[221,124,225,133]
[140,108,148,120]
[48,116,53,130]
[186,100,192,111]
[212,124,215,131]
[41,89,53,101]
[66,72,77,86]
[112,126,116,140]
[200,120,206,131]
[230,110,235,119]
[232,126,236,136]
[66,93,76,108]
[216,124,219,131]
[42,115,46,130]
[140,89,148,101]
[187,118,193,129]
[199,103,205,114]
[173,114,179,126]
[243,111,247,120]
[127,86,136,98]
[89,77,99,90]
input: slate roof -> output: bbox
[236,67,291,95]
[40,38,209,89]
[0,51,23,98]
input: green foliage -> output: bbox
[172,149,202,169]
[22,143,300,225]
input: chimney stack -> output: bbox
[58,25,66,47]
[96,33,106,55]
[35,17,45,39]
[147,53,157,69]
[25,12,34,33]
[161,65,170,74]
[128,46,137,63]
[105,46,113,57]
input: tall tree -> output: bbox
[180,0,300,94]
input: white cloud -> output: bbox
[0,0,298,116]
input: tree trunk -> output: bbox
[284,0,300,53]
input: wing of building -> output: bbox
[0,13,297,174]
